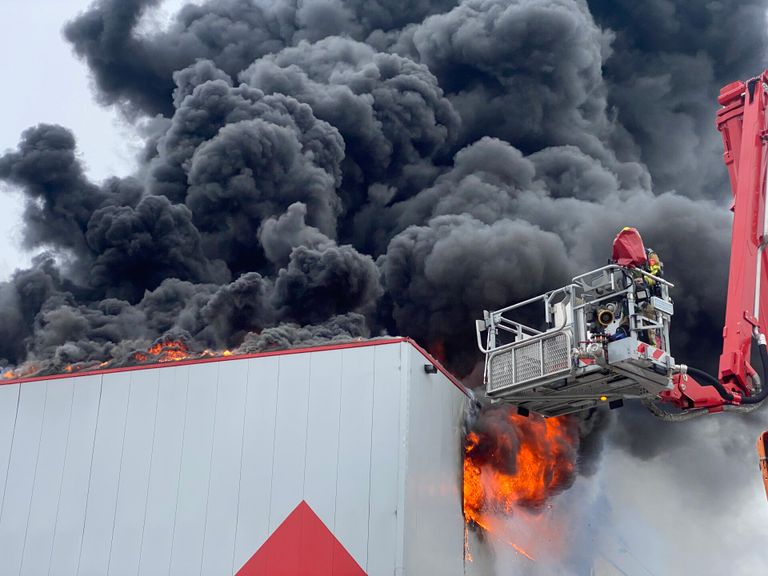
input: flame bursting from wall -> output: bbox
[463,408,579,560]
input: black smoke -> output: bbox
[0,0,758,432]
[3,2,768,571]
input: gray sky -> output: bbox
[0,0,186,279]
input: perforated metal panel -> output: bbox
[488,332,572,394]
[543,333,570,374]
[488,350,514,392]
[515,340,543,383]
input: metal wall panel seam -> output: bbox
[302,349,343,529]
[73,375,107,576]
[167,366,192,576]
[107,370,162,576]
[77,373,133,575]
[0,382,47,575]
[21,381,75,576]
[45,381,77,576]
[168,362,219,575]
[404,347,467,576]
[394,342,411,576]
[196,363,221,576]
[366,343,402,576]
[330,350,346,573]
[0,384,21,523]
[136,367,187,576]
[200,360,248,576]
[334,347,376,569]
[17,380,50,576]
[134,369,164,574]
[364,347,377,573]
[107,378,141,573]
[230,359,251,573]
[268,354,312,537]
[104,376,136,575]
[331,350,344,534]
[301,354,314,498]
[265,359,281,534]
[46,377,103,576]
[231,357,280,567]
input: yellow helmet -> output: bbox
[647,251,662,280]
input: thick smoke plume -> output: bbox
[2,0,752,375]
[3,0,768,572]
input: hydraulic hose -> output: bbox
[644,389,764,420]
[647,344,768,420]
[686,366,736,403]
[687,338,768,406]
[745,341,768,405]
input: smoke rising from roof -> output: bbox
[3,0,768,572]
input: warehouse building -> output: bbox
[0,338,479,575]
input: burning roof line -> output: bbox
[0,337,470,396]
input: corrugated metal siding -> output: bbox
[0,341,470,575]
[403,346,468,576]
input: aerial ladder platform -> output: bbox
[476,71,768,421]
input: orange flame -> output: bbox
[146,340,190,362]
[129,341,239,367]
[132,340,191,363]
[3,341,235,380]
[463,409,578,561]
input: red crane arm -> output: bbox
[663,72,768,412]
[716,72,768,395]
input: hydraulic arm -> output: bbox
[660,72,768,415]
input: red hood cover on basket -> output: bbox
[612,227,647,268]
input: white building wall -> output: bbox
[403,346,468,576]
[0,339,470,576]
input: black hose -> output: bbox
[746,342,768,405]
[686,366,735,403]
[687,341,768,405]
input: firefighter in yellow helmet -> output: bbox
[645,248,663,292]
[612,227,665,345]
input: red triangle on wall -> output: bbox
[236,501,368,576]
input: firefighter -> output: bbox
[645,248,663,278]
[647,249,663,278]
[611,227,663,290]
[611,228,664,346]
[644,248,664,296]
[640,248,665,347]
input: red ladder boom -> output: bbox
[716,72,768,397]
[660,72,768,413]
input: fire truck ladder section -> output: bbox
[476,264,680,417]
